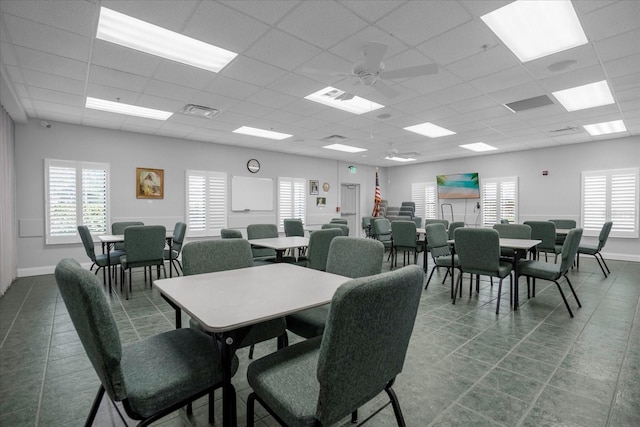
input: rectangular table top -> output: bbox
[248,236,309,250]
[154,263,347,333]
[447,238,541,250]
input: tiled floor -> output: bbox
[1,254,638,426]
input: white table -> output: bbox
[154,263,349,427]
[248,236,309,262]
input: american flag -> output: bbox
[372,170,381,216]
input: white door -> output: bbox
[340,184,360,236]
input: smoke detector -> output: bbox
[179,104,220,119]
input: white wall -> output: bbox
[385,136,640,262]
[14,119,387,276]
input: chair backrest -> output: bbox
[500,219,510,224]
[171,222,187,253]
[597,221,613,250]
[326,237,384,278]
[549,219,577,229]
[78,225,97,262]
[329,218,348,224]
[447,221,465,240]
[412,217,422,228]
[492,223,531,239]
[55,259,125,401]
[424,219,449,229]
[401,201,415,210]
[321,223,349,236]
[123,225,166,264]
[523,221,556,251]
[246,224,278,258]
[559,228,583,274]
[305,228,343,271]
[425,223,450,258]
[182,239,254,275]
[283,219,304,237]
[315,265,423,425]
[391,220,417,248]
[361,216,375,237]
[112,221,144,250]
[372,218,392,242]
[455,228,500,273]
[221,228,243,239]
[398,206,414,217]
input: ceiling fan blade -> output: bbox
[335,92,356,101]
[382,63,439,79]
[362,41,389,71]
[373,80,399,98]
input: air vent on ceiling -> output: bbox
[549,126,579,133]
[504,95,554,112]
[179,104,220,119]
[322,135,347,142]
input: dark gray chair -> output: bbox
[321,222,349,236]
[577,221,612,277]
[120,225,167,299]
[361,216,375,237]
[111,221,144,252]
[220,228,242,239]
[454,228,513,314]
[424,219,449,229]
[295,228,342,271]
[524,221,559,262]
[372,217,394,264]
[329,218,348,224]
[54,258,236,426]
[164,221,186,276]
[78,225,123,285]
[286,237,384,340]
[182,239,288,360]
[247,265,424,427]
[549,219,577,246]
[425,223,459,290]
[447,221,465,240]
[492,223,532,259]
[283,218,306,256]
[391,220,424,267]
[520,228,584,317]
[246,224,297,263]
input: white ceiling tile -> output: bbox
[581,0,640,42]
[1,0,96,36]
[219,0,300,26]
[21,69,84,95]
[537,64,607,92]
[85,83,141,105]
[203,75,261,101]
[470,66,534,94]
[227,101,273,118]
[90,41,162,78]
[136,94,184,112]
[14,46,87,80]
[487,80,548,105]
[339,0,404,23]
[101,0,199,32]
[245,88,297,109]
[152,60,217,90]
[245,29,322,71]
[88,65,150,93]
[595,29,640,63]
[144,79,200,104]
[417,21,498,66]
[603,53,640,79]
[266,73,320,98]
[0,41,18,66]
[446,45,520,81]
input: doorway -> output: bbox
[340,183,360,237]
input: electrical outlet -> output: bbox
[476,202,480,209]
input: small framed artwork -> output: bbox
[309,180,319,195]
[316,197,326,207]
[136,167,164,199]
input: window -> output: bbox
[481,176,518,226]
[582,168,638,238]
[45,159,109,244]
[278,177,306,231]
[411,182,437,220]
[186,170,227,237]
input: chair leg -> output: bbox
[351,410,358,423]
[425,265,437,290]
[247,392,256,427]
[248,344,255,359]
[496,277,503,314]
[85,385,105,427]
[594,253,610,277]
[553,279,574,317]
[208,391,215,424]
[563,275,582,308]
[385,381,407,427]
[441,268,450,284]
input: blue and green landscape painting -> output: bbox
[436,173,480,199]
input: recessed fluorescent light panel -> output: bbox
[97,7,237,73]
[404,122,456,138]
[323,144,367,153]
[385,156,416,162]
[552,80,615,112]
[85,97,173,120]
[584,120,626,136]
[305,87,384,115]
[481,0,588,62]
[232,126,292,140]
[459,142,497,152]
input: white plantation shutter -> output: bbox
[411,182,437,220]
[186,170,227,237]
[481,180,498,226]
[482,177,517,226]
[278,177,306,230]
[45,159,110,244]
[582,168,638,238]
[499,180,517,223]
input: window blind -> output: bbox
[278,177,306,230]
[186,170,227,237]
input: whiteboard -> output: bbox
[231,176,274,211]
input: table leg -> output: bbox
[219,333,239,427]
[450,245,456,299]
[512,248,527,310]
[102,242,112,294]
[275,249,284,263]
[167,237,173,278]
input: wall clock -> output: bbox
[247,159,260,173]
[322,182,330,192]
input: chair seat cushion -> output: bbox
[247,336,322,426]
[463,261,512,279]
[121,328,237,419]
[188,317,286,349]
[121,256,164,269]
[163,249,179,260]
[434,254,458,267]
[578,244,598,255]
[286,305,329,339]
[519,260,561,281]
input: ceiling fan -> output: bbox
[382,143,422,161]
[339,41,439,98]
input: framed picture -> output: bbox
[309,180,319,195]
[316,197,326,207]
[136,167,164,199]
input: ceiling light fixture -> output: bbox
[323,144,367,153]
[552,80,615,112]
[85,97,173,120]
[404,122,456,138]
[481,0,587,62]
[385,156,416,162]
[459,142,497,152]
[232,126,292,140]
[96,7,237,73]
[583,120,627,136]
[305,87,384,115]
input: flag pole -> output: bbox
[372,168,381,217]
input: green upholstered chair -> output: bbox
[361,216,375,237]
[447,221,465,240]
[492,223,532,259]
[329,218,348,224]
[412,216,423,228]
[398,206,414,218]
[286,237,384,340]
[246,224,278,261]
[321,222,349,236]
[549,219,577,245]
[372,218,394,263]
[424,218,449,229]
[164,222,186,276]
[454,228,513,314]
[220,228,243,239]
[523,221,559,262]
[54,258,236,426]
[283,218,306,256]
[182,239,288,359]
[519,228,584,317]
[247,265,424,427]
[295,228,342,271]
[391,220,424,267]
[120,225,167,299]
[78,225,123,285]
[577,221,612,277]
[425,223,459,290]
[111,221,144,252]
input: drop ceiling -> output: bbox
[1,0,638,166]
